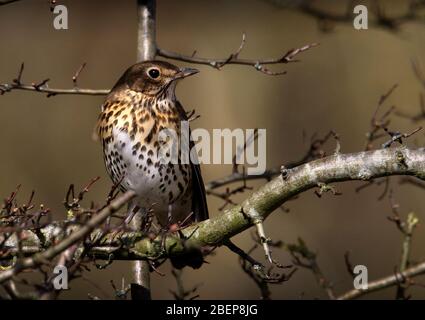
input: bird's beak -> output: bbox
[174,67,199,80]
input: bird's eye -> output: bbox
[148,68,160,79]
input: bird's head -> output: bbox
[112,61,199,97]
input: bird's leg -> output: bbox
[254,221,286,268]
[124,200,153,231]
[160,204,178,232]
[124,200,141,226]
[157,204,191,254]
[255,221,273,264]
[167,204,173,225]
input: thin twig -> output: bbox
[286,238,335,300]
[338,260,425,300]
[0,191,135,284]
[157,41,318,75]
[0,63,109,97]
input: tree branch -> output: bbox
[287,238,335,299]
[131,0,157,300]
[0,84,109,96]
[0,0,21,5]
[157,42,318,75]
[0,63,109,97]
[0,191,136,284]
[137,0,157,61]
[81,147,425,259]
[337,261,425,300]
[268,0,425,32]
[3,147,425,265]
[205,130,337,192]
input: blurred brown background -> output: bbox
[1,0,425,299]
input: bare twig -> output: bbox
[344,251,355,279]
[0,0,21,5]
[387,192,419,299]
[338,260,425,300]
[287,238,335,299]
[0,63,109,97]
[365,84,398,150]
[157,41,318,75]
[381,126,422,149]
[206,130,336,192]
[284,0,425,32]
[0,191,135,284]
[72,63,87,88]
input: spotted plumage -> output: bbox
[95,61,208,226]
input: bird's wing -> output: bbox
[176,101,209,222]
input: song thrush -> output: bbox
[95,61,208,227]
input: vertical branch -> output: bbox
[130,250,151,300]
[137,0,157,62]
[130,0,157,300]
[399,212,418,272]
[395,211,419,299]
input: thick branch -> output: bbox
[137,0,157,61]
[104,147,425,258]
[133,0,157,300]
[3,147,425,263]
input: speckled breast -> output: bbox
[98,91,192,208]
[103,127,192,206]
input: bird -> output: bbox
[95,61,208,228]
